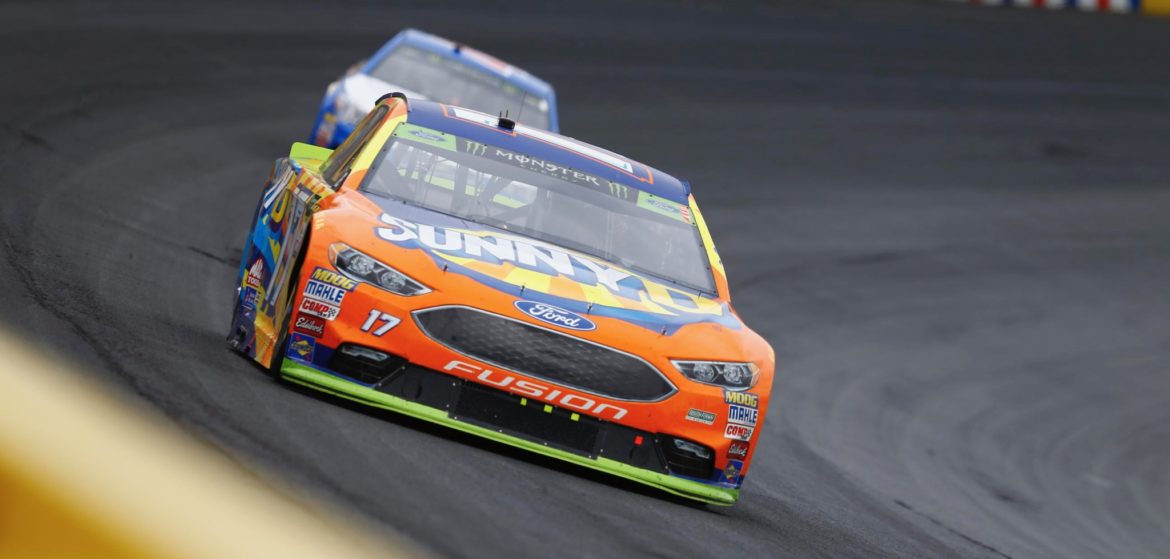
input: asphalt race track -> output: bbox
[2,1,1169,557]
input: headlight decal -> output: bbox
[328,243,430,296]
[671,360,759,390]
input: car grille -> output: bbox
[375,364,667,471]
[413,306,676,401]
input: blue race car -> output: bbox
[310,29,559,148]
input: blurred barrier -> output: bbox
[0,331,418,559]
[946,0,1170,15]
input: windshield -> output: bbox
[370,46,550,130]
[360,123,715,294]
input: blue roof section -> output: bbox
[404,99,691,203]
[362,28,555,103]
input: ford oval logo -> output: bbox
[514,301,596,331]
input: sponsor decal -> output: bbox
[298,298,340,321]
[443,360,628,420]
[301,277,346,304]
[377,214,635,293]
[514,301,596,331]
[303,279,347,305]
[685,409,716,425]
[246,259,264,289]
[720,459,744,485]
[446,106,638,175]
[409,129,446,142]
[723,423,753,441]
[727,404,758,427]
[242,287,261,310]
[288,333,316,362]
[371,211,739,334]
[310,267,357,290]
[727,441,749,459]
[723,390,759,409]
[294,314,325,337]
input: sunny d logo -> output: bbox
[514,301,596,331]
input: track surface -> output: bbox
[3,1,1169,557]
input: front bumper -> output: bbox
[280,360,740,505]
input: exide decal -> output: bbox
[443,360,627,420]
[514,301,596,331]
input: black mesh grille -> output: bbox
[453,382,601,456]
[414,307,675,401]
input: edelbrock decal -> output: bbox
[514,300,596,331]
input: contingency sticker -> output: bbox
[686,409,717,425]
[724,423,753,441]
[288,333,316,362]
[637,191,691,224]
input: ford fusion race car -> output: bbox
[310,28,558,148]
[229,94,773,505]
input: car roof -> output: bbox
[403,99,691,204]
[372,29,555,100]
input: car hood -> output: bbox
[352,196,741,335]
[341,73,427,113]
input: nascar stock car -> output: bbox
[309,28,558,148]
[228,94,773,504]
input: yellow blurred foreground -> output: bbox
[0,332,416,559]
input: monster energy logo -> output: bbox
[461,139,488,156]
[608,182,630,199]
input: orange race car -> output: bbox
[227,94,775,504]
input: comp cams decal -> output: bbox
[299,298,340,321]
[723,423,753,441]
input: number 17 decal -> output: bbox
[360,309,400,336]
